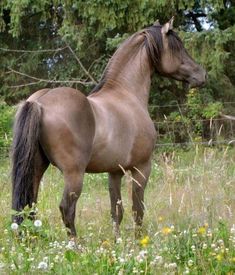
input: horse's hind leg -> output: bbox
[108,172,124,239]
[131,160,151,237]
[59,167,84,237]
[33,147,49,203]
[30,147,49,218]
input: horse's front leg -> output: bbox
[59,168,84,238]
[131,159,152,238]
[108,171,124,239]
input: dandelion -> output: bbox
[102,240,111,249]
[216,254,223,262]
[34,220,42,227]
[162,227,172,235]
[11,223,18,231]
[198,226,206,235]
[38,261,48,270]
[140,236,150,247]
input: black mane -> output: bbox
[90,25,184,94]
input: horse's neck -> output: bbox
[104,35,152,108]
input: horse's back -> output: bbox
[29,87,96,172]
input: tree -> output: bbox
[0,0,234,143]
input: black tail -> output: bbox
[12,101,41,217]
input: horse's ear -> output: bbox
[161,16,174,34]
[153,19,161,26]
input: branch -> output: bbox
[6,67,94,88]
[220,113,235,121]
[0,46,68,53]
[66,44,98,85]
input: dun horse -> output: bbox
[12,18,206,238]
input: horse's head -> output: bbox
[145,17,206,88]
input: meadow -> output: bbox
[0,146,235,274]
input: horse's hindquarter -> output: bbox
[30,87,96,172]
[87,94,156,173]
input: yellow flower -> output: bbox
[101,240,111,249]
[198,226,206,235]
[158,216,163,222]
[140,236,150,247]
[162,227,172,235]
[216,254,223,262]
[231,257,235,263]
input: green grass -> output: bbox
[0,146,235,274]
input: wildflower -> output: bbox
[132,267,138,273]
[158,216,163,222]
[231,257,235,263]
[34,220,42,227]
[168,262,177,270]
[183,268,190,274]
[231,224,235,234]
[155,255,163,265]
[38,261,48,270]
[140,236,150,247]
[202,243,208,250]
[66,240,76,250]
[118,257,125,264]
[116,237,122,244]
[191,245,196,252]
[162,227,172,235]
[139,250,147,258]
[216,254,223,262]
[11,223,18,231]
[102,240,111,249]
[188,259,193,267]
[198,226,206,235]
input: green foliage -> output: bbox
[0,0,235,144]
[0,102,15,148]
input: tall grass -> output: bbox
[0,146,235,274]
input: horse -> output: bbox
[11,18,206,238]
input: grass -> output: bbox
[0,146,235,274]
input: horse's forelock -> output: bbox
[144,25,184,68]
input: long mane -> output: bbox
[90,25,184,94]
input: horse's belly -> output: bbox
[86,146,131,173]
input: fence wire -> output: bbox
[0,103,235,158]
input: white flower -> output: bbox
[202,243,208,250]
[168,262,177,270]
[188,259,194,267]
[119,257,125,263]
[116,237,122,244]
[66,240,76,250]
[155,255,163,265]
[139,250,147,258]
[11,223,19,230]
[230,224,235,234]
[34,220,42,227]
[38,261,48,270]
